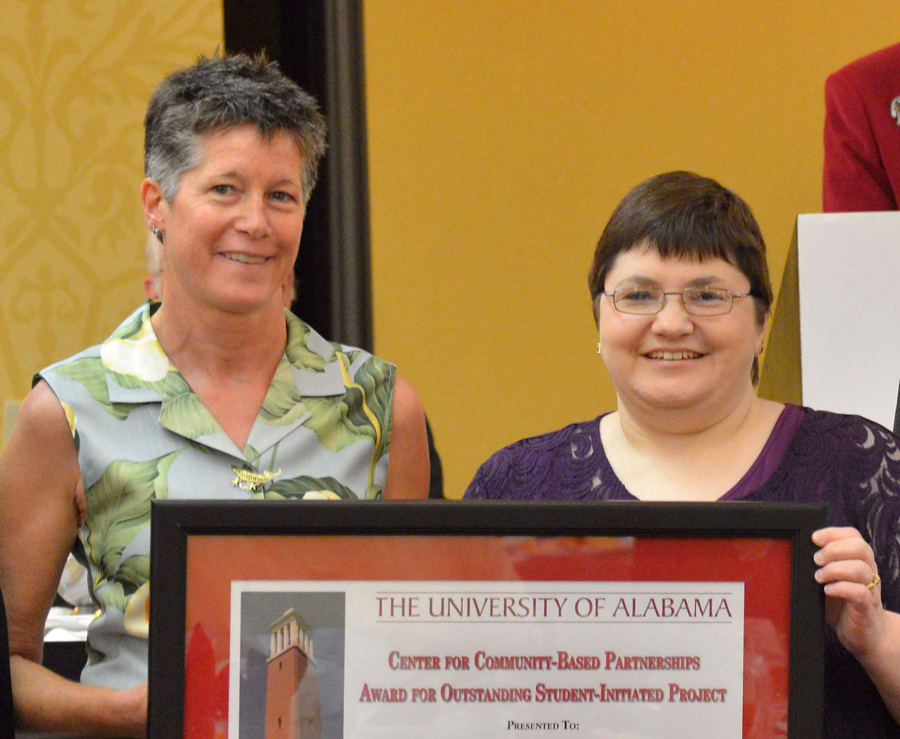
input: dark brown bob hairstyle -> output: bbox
[587,171,774,384]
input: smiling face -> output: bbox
[598,245,765,418]
[143,124,306,316]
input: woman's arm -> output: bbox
[0,381,147,736]
[10,658,147,737]
[813,526,900,725]
[383,374,429,500]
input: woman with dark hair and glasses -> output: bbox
[0,53,429,737]
[465,171,900,737]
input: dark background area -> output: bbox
[224,0,372,349]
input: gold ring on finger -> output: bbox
[867,573,882,591]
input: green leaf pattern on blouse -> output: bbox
[55,358,133,420]
[40,304,394,672]
[156,372,221,439]
[259,475,356,500]
[84,452,179,611]
[258,359,310,425]
[284,318,328,371]
[301,354,391,451]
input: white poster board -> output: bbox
[797,212,900,429]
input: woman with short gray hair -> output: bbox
[0,53,429,736]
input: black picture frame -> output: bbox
[148,500,825,739]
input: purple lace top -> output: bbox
[465,405,900,738]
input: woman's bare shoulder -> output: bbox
[1,380,80,497]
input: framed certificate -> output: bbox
[148,500,824,739]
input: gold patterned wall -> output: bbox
[0,0,223,441]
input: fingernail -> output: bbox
[814,552,823,565]
[814,570,823,582]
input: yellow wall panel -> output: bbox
[0,0,223,437]
[364,1,898,496]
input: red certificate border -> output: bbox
[148,500,825,739]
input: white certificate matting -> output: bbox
[229,580,744,739]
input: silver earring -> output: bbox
[151,226,164,244]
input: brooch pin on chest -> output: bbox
[891,96,900,127]
[231,466,282,492]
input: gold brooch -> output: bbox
[231,466,282,492]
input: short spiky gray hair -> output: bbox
[144,53,327,203]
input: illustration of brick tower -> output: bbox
[264,609,322,739]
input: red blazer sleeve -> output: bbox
[823,70,897,212]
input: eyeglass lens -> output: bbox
[613,287,734,316]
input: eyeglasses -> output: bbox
[602,287,753,316]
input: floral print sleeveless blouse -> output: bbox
[37,303,395,688]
